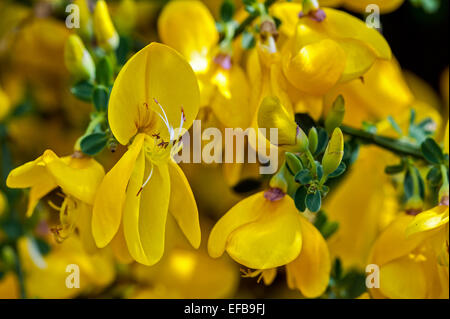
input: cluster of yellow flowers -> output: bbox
[0,0,448,299]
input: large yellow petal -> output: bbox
[42,150,105,204]
[108,42,199,144]
[405,206,449,237]
[379,255,428,299]
[122,146,148,264]
[92,134,145,248]
[6,155,48,188]
[138,163,171,265]
[226,196,303,269]
[208,192,266,259]
[286,216,330,298]
[322,8,391,60]
[158,0,218,73]
[282,38,346,95]
[168,161,201,249]
[26,180,57,217]
[337,38,377,82]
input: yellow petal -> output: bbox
[343,0,404,14]
[379,255,427,299]
[108,42,199,145]
[210,65,252,128]
[444,120,449,154]
[405,206,449,237]
[26,180,56,217]
[122,147,148,263]
[92,134,145,248]
[111,222,134,264]
[337,38,377,82]
[168,161,201,249]
[76,201,98,254]
[158,0,218,73]
[286,216,330,298]
[369,214,429,267]
[282,38,346,95]
[322,8,391,59]
[270,2,303,38]
[6,155,48,188]
[208,192,267,259]
[138,163,171,265]
[42,150,105,204]
[226,195,303,269]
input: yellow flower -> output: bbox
[319,0,405,13]
[158,0,252,129]
[6,150,104,252]
[208,191,330,298]
[368,211,449,299]
[94,0,119,52]
[92,43,201,266]
[18,236,115,299]
[281,8,391,95]
[131,216,239,299]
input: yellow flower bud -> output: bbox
[115,0,137,34]
[322,128,344,176]
[64,34,96,81]
[94,0,119,52]
[325,94,345,134]
[74,0,93,40]
[258,96,298,147]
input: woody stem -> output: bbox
[340,125,425,160]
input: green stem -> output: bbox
[233,0,277,39]
[441,164,449,188]
[408,161,421,198]
[74,112,105,151]
[341,125,424,159]
[305,149,317,177]
[13,242,26,299]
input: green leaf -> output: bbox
[70,81,94,102]
[314,210,328,230]
[220,0,235,22]
[93,85,110,112]
[316,162,324,180]
[285,152,303,175]
[328,162,347,178]
[387,115,403,136]
[96,56,113,86]
[308,127,318,154]
[80,132,108,155]
[421,138,444,164]
[322,221,339,239]
[295,169,312,185]
[385,163,405,175]
[314,128,329,156]
[427,166,442,186]
[294,187,307,212]
[332,258,343,280]
[404,167,425,199]
[306,191,321,213]
[241,30,256,50]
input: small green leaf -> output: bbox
[70,81,94,102]
[308,127,318,154]
[421,138,444,164]
[96,56,113,86]
[294,187,307,212]
[242,30,256,50]
[93,85,109,112]
[427,166,442,186]
[80,132,108,155]
[316,162,324,180]
[328,162,347,178]
[295,169,312,185]
[306,191,321,213]
[385,163,405,175]
[387,115,403,136]
[314,128,329,156]
[333,258,343,280]
[322,221,339,239]
[220,0,235,22]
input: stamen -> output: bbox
[48,200,61,211]
[137,164,154,196]
[153,98,170,130]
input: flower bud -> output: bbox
[94,0,119,52]
[74,0,93,40]
[308,127,318,154]
[325,95,345,135]
[0,191,6,216]
[285,152,303,174]
[64,34,96,81]
[322,128,344,176]
[115,0,138,35]
[258,96,298,147]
